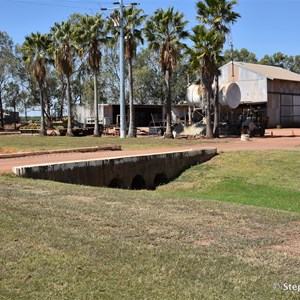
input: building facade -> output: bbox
[219,62,300,127]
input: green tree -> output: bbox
[100,46,120,104]
[145,7,189,138]
[123,7,146,137]
[14,45,41,116]
[0,31,15,129]
[74,14,108,136]
[50,21,75,136]
[223,47,258,64]
[189,25,224,138]
[109,7,146,137]
[171,58,190,104]
[21,32,51,135]
[194,0,240,138]
[196,0,240,35]
[260,52,293,70]
[290,55,300,74]
[4,81,20,130]
[133,48,164,104]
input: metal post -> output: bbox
[119,0,126,138]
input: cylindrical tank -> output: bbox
[187,82,241,109]
[186,84,205,108]
[219,82,241,109]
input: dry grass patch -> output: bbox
[1,175,300,299]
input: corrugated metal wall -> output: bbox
[268,80,300,127]
[220,63,300,127]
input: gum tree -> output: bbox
[0,32,15,130]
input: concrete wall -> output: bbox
[13,149,217,190]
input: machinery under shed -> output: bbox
[219,61,300,128]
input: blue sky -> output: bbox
[0,0,299,59]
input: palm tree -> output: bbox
[74,14,108,137]
[50,21,75,136]
[21,32,51,136]
[196,0,240,36]
[109,7,146,137]
[188,25,224,138]
[145,7,189,138]
[196,0,240,137]
[123,7,146,137]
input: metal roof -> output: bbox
[232,62,300,82]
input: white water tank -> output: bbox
[219,82,241,109]
[186,84,205,108]
[187,82,241,109]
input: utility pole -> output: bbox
[230,38,235,79]
[101,1,139,138]
[118,0,126,138]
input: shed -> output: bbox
[74,104,189,128]
[219,62,300,127]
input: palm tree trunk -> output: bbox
[58,76,66,120]
[59,81,65,121]
[66,76,73,137]
[44,88,52,126]
[213,76,219,137]
[164,70,173,139]
[13,98,16,131]
[205,91,213,139]
[127,59,136,138]
[93,69,100,137]
[0,91,4,129]
[39,85,46,136]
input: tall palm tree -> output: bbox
[21,32,51,136]
[145,7,189,138]
[109,7,146,137]
[123,7,146,137]
[188,25,224,138]
[196,0,240,36]
[74,14,108,137]
[50,21,75,136]
[196,0,240,137]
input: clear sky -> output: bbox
[0,0,299,59]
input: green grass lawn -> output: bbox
[1,149,300,299]
[158,150,300,213]
[0,135,219,153]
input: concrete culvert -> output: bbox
[108,178,123,189]
[131,175,146,190]
[154,173,168,187]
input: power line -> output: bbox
[0,0,110,10]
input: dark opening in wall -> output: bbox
[108,178,123,188]
[154,173,168,187]
[131,175,146,190]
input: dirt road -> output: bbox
[1,128,299,174]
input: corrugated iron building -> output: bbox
[219,62,300,127]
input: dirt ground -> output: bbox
[0,128,299,174]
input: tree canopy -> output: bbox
[1,2,300,136]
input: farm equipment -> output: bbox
[240,108,269,137]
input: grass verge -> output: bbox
[1,150,300,299]
[1,168,300,299]
[0,135,217,153]
[158,151,300,213]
